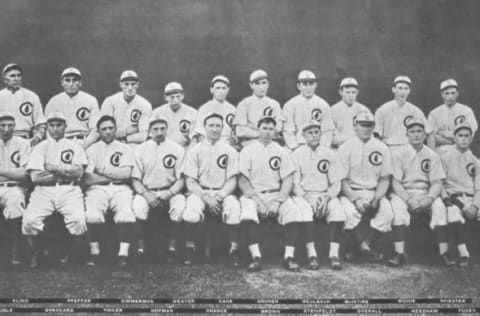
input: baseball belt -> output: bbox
[105,180,127,185]
[259,189,280,194]
[201,185,222,190]
[148,186,170,191]
[0,181,18,187]
[66,135,86,140]
[39,180,79,187]
[450,193,474,198]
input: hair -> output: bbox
[204,113,224,126]
[257,116,276,128]
[96,115,116,130]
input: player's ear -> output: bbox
[297,82,301,91]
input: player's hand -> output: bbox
[354,199,367,214]
[44,163,60,173]
[267,200,281,218]
[464,204,478,220]
[317,195,331,217]
[417,196,434,210]
[254,197,268,219]
[304,194,320,214]
[30,137,42,147]
[203,194,221,215]
[143,191,161,209]
[157,190,172,201]
[406,196,420,212]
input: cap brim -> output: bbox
[250,75,268,83]
[164,89,183,95]
[3,65,22,75]
[441,85,458,91]
[394,80,411,86]
[120,76,138,82]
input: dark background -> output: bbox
[1,0,479,148]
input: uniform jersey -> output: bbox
[85,140,134,175]
[0,136,30,183]
[375,100,432,146]
[183,139,238,189]
[152,103,197,147]
[0,87,45,136]
[291,144,345,193]
[234,95,284,131]
[439,145,480,196]
[428,103,478,138]
[193,99,236,139]
[392,144,445,191]
[283,94,335,149]
[331,100,371,146]
[132,139,184,189]
[45,91,100,137]
[101,92,152,137]
[26,138,88,171]
[338,136,392,190]
[239,140,295,193]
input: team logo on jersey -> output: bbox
[163,154,177,169]
[263,106,274,117]
[225,113,235,127]
[455,115,466,125]
[317,159,330,174]
[61,150,74,164]
[76,107,90,121]
[217,154,228,169]
[467,162,476,177]
[311,109,323,122]
[10,150,20,168]
[403,115,414,127]
[421,159,431,173]
[368,151,383,166]
[110,152,122,167]
[19,102,33,116]
[269,156,281,170]
[179,120,191,133]
[130,110,141,123]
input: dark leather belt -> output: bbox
[451,193,474,198]
[106,181,127,185]
[149,186,170,191]
[259,189,280,194]
[66,135,86,140]
[201,185,222,190]
[0,182,18,187]
[40,181,78,187]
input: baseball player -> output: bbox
[83,115,136,268]
[428,79,478,151]
[131,117,186,260]
[283,70,335,150]
[291,120,346,270]
[99,70,152,146]
[22,112,88,268]
[0,112,30,267]
[192,75,237,146]
[152,82,197,148]
[183,113,241,266]
[331,77,372,148]
[338,112,393,262]
[238,116,308,272]
[0,63,45,146]
[439,123,480,268]
[44,67,100,149]
[374,76,433,153]
[388,118,451,267]
[233,69,284,148]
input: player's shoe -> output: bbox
[361,248,383,263]
[329,256,342,270]
[117,256,128,268]
[247,257,262,272]
[86,254,99,267]
[29,252,40,269]
[10,246,21,267]
[307,256,319,270]
[59,254,70,266]
[388,252,406,267]
[440,253,455,267]
[203,246,212,264]
[167,239,177,263]
[459,256,469,268]
[230,249,240,268]
[183,247,195,266]
[283,257,300,272]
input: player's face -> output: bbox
[210,82,229,102]
[258,121,276,142]
[0,119,15,141]
[354,122,374,141]
[297,80,317,98]
[61,75,82,96]
[150,122,168,143]
[164,92,184,110]
[441,87,459,106]
[454,129,472,151]
[250,79,269,98]
[392,83,410,102]
[120,80,138,99]
[3,70,22,90]
[98,120,116,144]
[303,127,321,147]
[406,125,426,146]
[340,87,359,105]
[47,120,67,140]
[204,117,223,141]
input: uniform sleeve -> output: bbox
[174,147,185,180]
[226,148,239,179]
[238,147,251,178]
[131,146,144,180]
[473,159,480,208]
[337,143,350,176]
[138,101,153,133]
[429,153,446,182]
[467,107,478,134]
[392,148,404,181]
[282,100,298,149]
[72,144,88,166]
[85,147,96,173]
[192,106,206,137]
[32,94,46,126]
[418,109,432,134]
[44,97,55,118]
[121,145,135,168]
[427,110,439,133]
[279,150,296,179]
[26,144,45,171]
[380,145,393,177]
[233,100,248,126]
[320,101,335,132]
[182,146,199,179]
[88,97,101,131]
[289,150,302,186]
[100,97,114,115]
[328,151,346,184]
[19,141,31,168]
[374,106,384,137]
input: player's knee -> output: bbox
[182,208,203,223]
[113,208,136,224]
[132,195,149,221]
[223,195,241,225]
[85,210,105,224]
[327,198,346,222]
[66,213,87,236]
[431,198,447,226]
[239,197,258,223]
[22,214,42,235]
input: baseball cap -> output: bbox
[393,75,412,86]
[120,70,138,82]
[2,63,22,76]
[340,77,359,89]
[440,78,458,91]
[148,115,168,127]
[301,120,321,132]
[297,70,316,82]
[203,112,224,125]
[211,75,230,87]
[256,115,276,128]
[0,112,15,121]
[405,117,425,130]
[249,69,268,83]
[164,82,184,95]
[454,122,473,135]
[46,112,67,123]
[354,112,375,124]
[61,67,81,78]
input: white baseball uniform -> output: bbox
[152,103,197,148]
[428,103,478,145]
[331,100,371,147]
[192,99,236,140]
